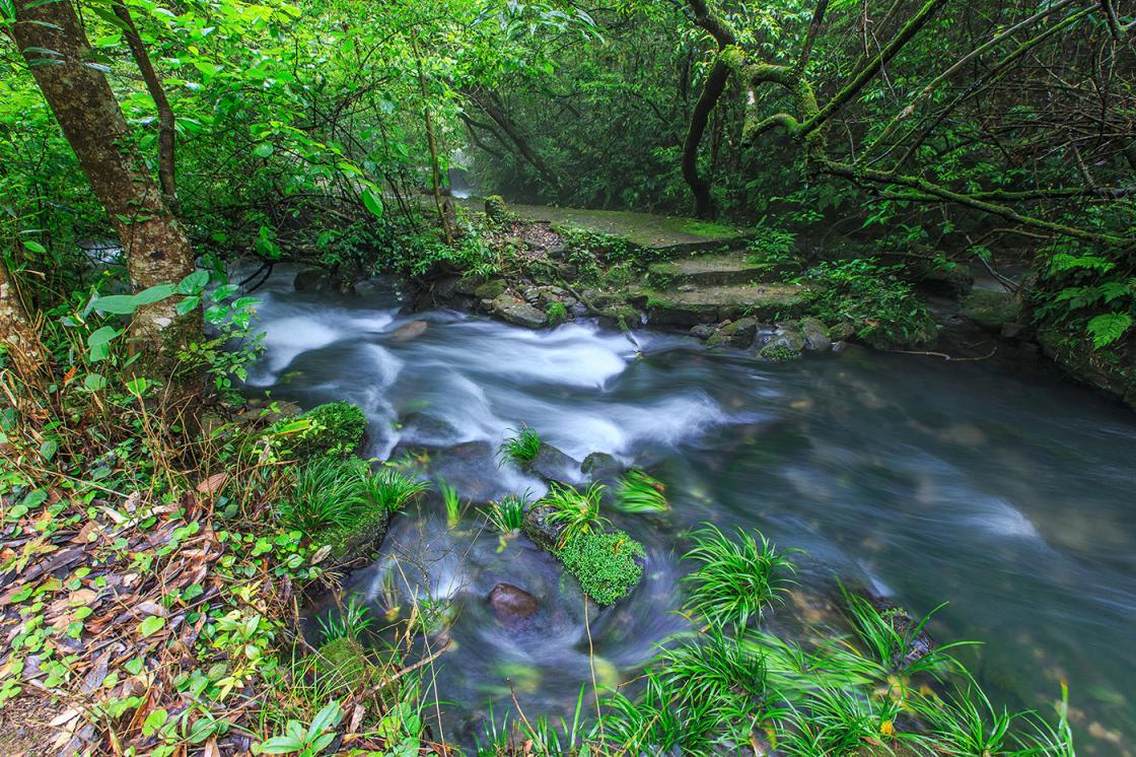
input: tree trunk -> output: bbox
[0,255,45,381]
[9,0,197,358]
[112,0,179,213]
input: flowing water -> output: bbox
[245,267,1136,752]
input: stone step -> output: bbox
[634,283,809,327]
[647,255,766,288]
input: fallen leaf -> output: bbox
[195,473,229,495]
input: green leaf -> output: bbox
[260,735,305,753]
[142,709,169,737]
[138,615,166,638]
[1086,312,1133,349]
[83,373,108,392]
[176,270,210,295]
[93,284,175,315]
[86,325,119,362]
[253,143,274,158]
[361,186,384,219]
[22,240,46,254]
[39,439,58,462]
[175,295,202,316]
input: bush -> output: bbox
[800,258,937,349]
[268,401,367,459]
[557,529,645,605]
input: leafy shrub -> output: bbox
[499,425,542,465]
[542,482,609,545]
[613,470,668,514]
[546,301,569,325]
[268,401,367,459]
[745,222,800,274]
[681,524,796,631]
[557,529,644,605]
[800,258,937,349]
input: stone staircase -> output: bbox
[634,253,807,327]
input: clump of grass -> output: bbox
[278,457,369,532]
[499,425,542,466]
[278,457,426,537]
[317,596,373,643]
[681,524,797,631]
[480,492,529,534]
[542,481,609,545]
[546,301,569,325]
[614,469,669,514]
[438,479,463,528]
[362,468,429,514]
[557,529,644,605]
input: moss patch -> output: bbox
[268,401,367,458]
[557,530,645,605]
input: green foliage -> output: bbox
[613,469,669,514]
[541,481,609,545]
[800,258,938,349]
[557,529,644,605]
[259,700,343,756]
[1036,243,1135,355]
[278,457,425,539]
[499,425,542,465]
[317,597,373,643]
[480,493,528,534]
[682,524,796,631]
[268,402,367,459]
[546,300,569,325]
[745,222,801,274]
[438,479,463,528]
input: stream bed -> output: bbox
[245,268,1136,752]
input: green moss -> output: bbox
[546,301,569,325]
[314,637,400,707]
[268,401,367,459]
[557,530,645,605]
[484,194,512,225]
[758,343,801,362]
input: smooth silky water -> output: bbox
[244,268,1136,751]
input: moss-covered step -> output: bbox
[635,282,808,327]
[483,202,752,254]
[647,254,768,288]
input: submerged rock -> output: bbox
[581,452,624,485]
[529,444,582,484]
[391,320,428,342]
[488,583,539,626]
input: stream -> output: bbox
[244,266,1136,752]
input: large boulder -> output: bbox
[488,583,540,627]
[799,317,832,352]
[706,316,759,348]
[490,294,548,328]
[580,452,624,485]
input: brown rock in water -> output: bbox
[392,320,428,342]
[488,583,539,625]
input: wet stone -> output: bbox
[488,583,540,627]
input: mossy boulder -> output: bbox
[473,279,508,300]
[484,195,511,225]
[1037,326,1136,409]
[267,401,367,459]
[314,637,399,707]
[557,530,645,606]
[962,289,1021,331]
[706,317,759,348]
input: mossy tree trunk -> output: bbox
[9,0,199,359]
